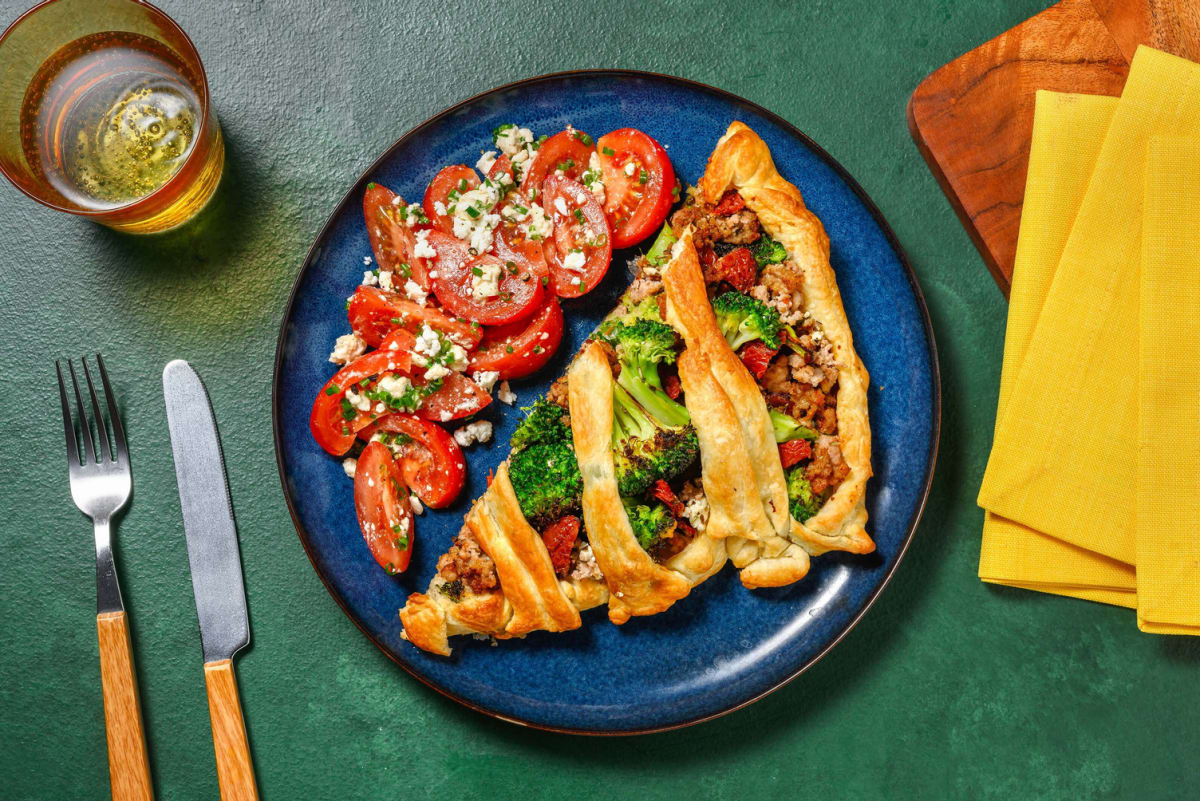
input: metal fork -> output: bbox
[57,355,154,801]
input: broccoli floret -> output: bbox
[750,233,787,267]
[509,440,582,526]
[611,383,699,497]
[607,319,690,428]
[786,466,821,522]
[511,398,571,452]
[770,408,820,443]
[625,501,676,550]
[644,222,678,267]
[712,291,783,351]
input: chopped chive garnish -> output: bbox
[325,384,340,395]
[458,178,468,191]
[541,275,549,287]
[465,206,480,219]
[601,146,615,156]
[367,182,376,189]
[639,168,649,184]
[573,208,585,225]
[471,266,484,277]
[573,130,593,146]
[506,345,515,353]
[399,263,411,278]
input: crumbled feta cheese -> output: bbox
[624,161,637,177]
[412,324,442,365]
[553,196,568,216]
[361,270,379,286]
[402,203,426,226]
[414,229,437,258]
[476,150,498,174]
[570,543,603,581]
[538,332,549,340]
[452,420,493,447]
[409,495,424,515]
[468,213,501,254]
[472,370,500,393]
[403,279,427,306]
[376,374,411,398]
[471,258,503,300]
[424,362,451,381]
[378,270,394,292]
[683,494,710,531]
[363,255,373,266]
[374,402,385,414]
[562,249,586,273]
[344,386,371,411]
[497,380,517,405]
[328,333,366,365]
[342,458,357,478]
[495,125,534,157]
[584,152,607,204]
[433,200,447,217]
[522,203,553,240]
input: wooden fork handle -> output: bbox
[96,611,154,801]
[204,660,258,801]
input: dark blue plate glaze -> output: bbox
[273,71,939,734]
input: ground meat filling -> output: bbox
[683,191,849,502]
[437,528,498,595]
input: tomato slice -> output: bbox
[594,128,675,249]
[520,129,595,194]
[423,165,480,235]
[426,230,543,325]
[494,203,550,287]
[364,183,433,288]
[540,175,612,298]
[354,441,414,575]
[468,295,563,380]
[488,153,515,184]
[347,286,482,349]
[310,347,414,456]
[358,414,466,508]
[416,371,491,422]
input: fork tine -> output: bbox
[82,357,112,462]
[56,361,81,469]
[95,354,127,463]
[67,359,97,465]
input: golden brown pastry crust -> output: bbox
[698,120,874,556]
[569,341,692,624]
[398,465,606,655]
[662,231,789,539]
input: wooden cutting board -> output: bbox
[907,0,1200,294]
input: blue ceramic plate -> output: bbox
[273,71,939,734]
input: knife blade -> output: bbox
[163,359,250,663]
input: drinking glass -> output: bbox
[0,0,223,233]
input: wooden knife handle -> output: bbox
[203,660,258,801]
[96,611,154,801]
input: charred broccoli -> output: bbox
[608,318,689,428]
[712,291,783,351]
[509,440,582,528]
[786,466,821,522]
[611,382,698,497]
[511,397,571,453]
[625,501,676,550]
[750,233,787,267]
[644,222,678,267]
[770,408,819,443]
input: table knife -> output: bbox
[163,360,259,801]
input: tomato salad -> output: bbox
[311,123,677,575]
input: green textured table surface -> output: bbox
[3,1,1198,798]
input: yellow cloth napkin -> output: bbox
[979,46,1200,568]
[1136,135,1200,633]
[977,90,1136,606]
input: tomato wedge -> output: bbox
[358,414,466,508]
[468,296,564,380]
[416,371,491,422]
[423,165,480,235]
[354,441,415,575]
[426,230,543,324]
[520,129,595,194]
[540,175,612,298]
[310,346,414,456]
[363,183,433,288]
[347,286,482,349]
[594,128,675,249]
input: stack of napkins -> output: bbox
[977,45,1200,634]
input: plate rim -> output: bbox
[270,68,942,736]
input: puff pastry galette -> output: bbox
[400,121,872,655]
